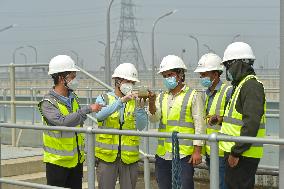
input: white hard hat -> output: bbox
[158,55,187,74]
[48,55,80,75]
[112,63,140,82]
[194,53,223,73]
[222,42,255,63]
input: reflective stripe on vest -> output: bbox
[205,84,231,157]
[219,75,266,158]
[95,94,140,164]
[39,95,85,168]
[156,87,196,158]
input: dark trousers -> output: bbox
[224,153,260,189]
[46,162,83,189]
[155,155,194,189]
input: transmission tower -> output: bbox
[111,0,146,71]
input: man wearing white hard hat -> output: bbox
[218,42,266,189]
[194,53,232,189]
[94,63,147,189]
[148,55,205,189]
[38,55,103,189]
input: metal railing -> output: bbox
[0,123,282,189]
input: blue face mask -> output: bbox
[201,77,212,88]
[163,76,178,90]
[226,70,233,81]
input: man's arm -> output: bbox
[40,101,92,127]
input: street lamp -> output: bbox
[0,24,17,33]
[189,35,200,64]
[27,45,37,64]
[203,44,215,53]
[20,53,28,74]
[106,0,115,86]
[69,50,79,66]
[12,46,24,63]
[232,34,241,43]
[151,10,177,88]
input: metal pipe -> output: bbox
[87,127,95,189]
[0,178,66,189]
[232,34,241,43]
[151,10,177,88]
[280,0,284,187]
[69,50,79,66]
[144,120,150,189]
[9,64,16,146]
[76,65,113,91]
[209,133,219,189]
[106,0,115,86]
[0,24,16,33]
[0,63,48,68]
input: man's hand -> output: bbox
[205,115,223,126]
[136,97,148,109]
[189,146,202,166]
[121,92,137,103]
[148,90,156,114]
[228,154,239,168]
[90,103,104,113]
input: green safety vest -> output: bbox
[38,94,85,168]
[156,87,196,158]
[219,75,266,158]
[205,83,231,157]
[95,94,139,164]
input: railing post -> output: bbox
[3,89,7,123]
[209,133,219,189]
[30,88,35,124]
[86,126,95,189]
[144,122,151,189]
[9,63,16,147]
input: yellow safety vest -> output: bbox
[205,83,231,157]
[219,75,266,158]
[156,87,196,158]
[38,95,85,168]
[95,94,139,164]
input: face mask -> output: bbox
[66,78,79,91]
[163,76,178,90]
[201,77,212,88]
[226,70,233,81]
[120,82,133,95]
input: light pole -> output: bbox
[232,34,241,43]
[69,50,79,66]
[27,45,37,64]
[203,44,215,53]
[0,24,16,33]
[106,0,115,86]
[152,10,177,88]
[20,53,28,74]
[12,46,24,63]
[189,35,200,64]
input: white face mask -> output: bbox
[120,82,133,95]
[66,78,79,91]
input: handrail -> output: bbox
[0,123,281,189]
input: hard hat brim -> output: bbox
[48,67,80,75]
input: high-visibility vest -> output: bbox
[95,94,139,164]
[219,75,266,158]
[156,87,196,158]
[38,94,85,168]
[205,83,231,157]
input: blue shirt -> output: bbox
[205,80,232,115]
[95,92,147,131]
[52,90,75,108]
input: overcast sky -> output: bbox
[0,0,280,71]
